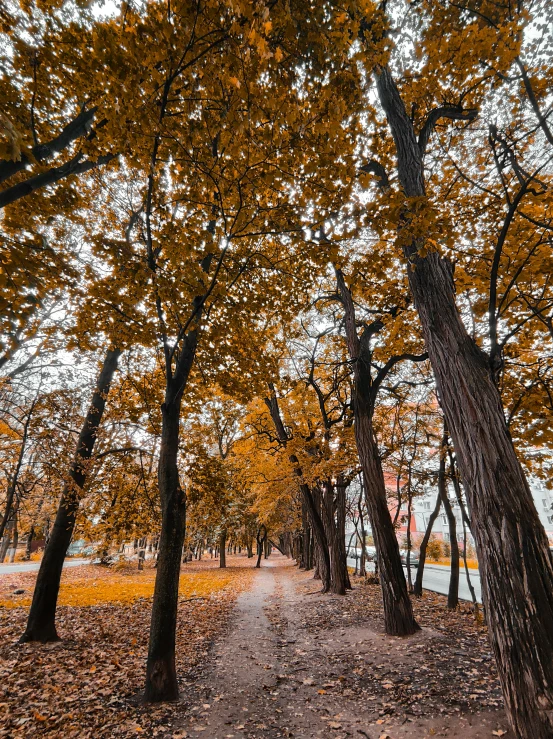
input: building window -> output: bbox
[543,499,549,509]
[443,533,450,542]
[424,502,431,510]
[548,515,553,524]
[441,515,448,526]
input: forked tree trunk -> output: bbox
[336,269,419,636]
[143,330,198,703]
[413,490,442,596]
[20,348,121,643]
[375,65,553,736]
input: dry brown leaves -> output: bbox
[0,556,256,738]
[293,571,503,725]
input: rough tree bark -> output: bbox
[143,329,198,702]
[321,482,349,594]
[335,269,419,636]
[375,64,553,736]
[20,348,121,643]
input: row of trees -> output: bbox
[2,0,553,735]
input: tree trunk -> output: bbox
[336,269,419,636]
[449,452,480,616]
[143,325,198,703]
[255,525,266,568]
[20,347,121,643]
[376,64,553,736]
[413,492,442,596]
[439,442,459,609]
[405,484,414,593]
[219,530,227,569]
[24,525,34,561]
[336,478,352,589]
[8,510,18,563]
[300,500,310,569]
[0,528,11,563]
[321,482,350,594]
[264,387,330,590]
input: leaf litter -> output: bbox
[0,558,255,738]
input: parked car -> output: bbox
[399,549,420,568]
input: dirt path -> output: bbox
[178,555,510,739]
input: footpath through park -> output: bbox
[177,553,508,739]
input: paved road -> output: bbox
[347,556,482,603]
[0,558,89,575]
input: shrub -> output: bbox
[426,535,443,561]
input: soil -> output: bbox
[176,554,510,739]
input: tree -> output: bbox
[355,4,553,733]
[21,348,121,642]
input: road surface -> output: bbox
[347,556,482,603]
[0,558,89,575]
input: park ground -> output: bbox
[0,554,511,738]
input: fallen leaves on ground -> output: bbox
[0,556,256,738]
[289,570,504,728]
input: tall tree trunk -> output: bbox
[143,328,198,703]
[405,490,414,593]
[219,530,227,569]
[255,525,266,568]
[439,437,459,610]
[449,452,479,616]
[300,500,310,569]
[336,269,419,636]
[413,491,442,596]
[357,482,367,577]
[9,509,18,563]
[321,482,348,594]
[264,387,331,590]
[375,64,553,736]
[0,527,11,563]
[20,347,121,643]
[336,478,352,589]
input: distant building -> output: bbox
[411,474,553,545]
[346,468,553,548]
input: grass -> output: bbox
[429,557,479,569]
[0,563,247,609]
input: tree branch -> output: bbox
[418,105,478,155]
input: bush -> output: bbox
[442,541,451,558]
[426,535,443,561]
